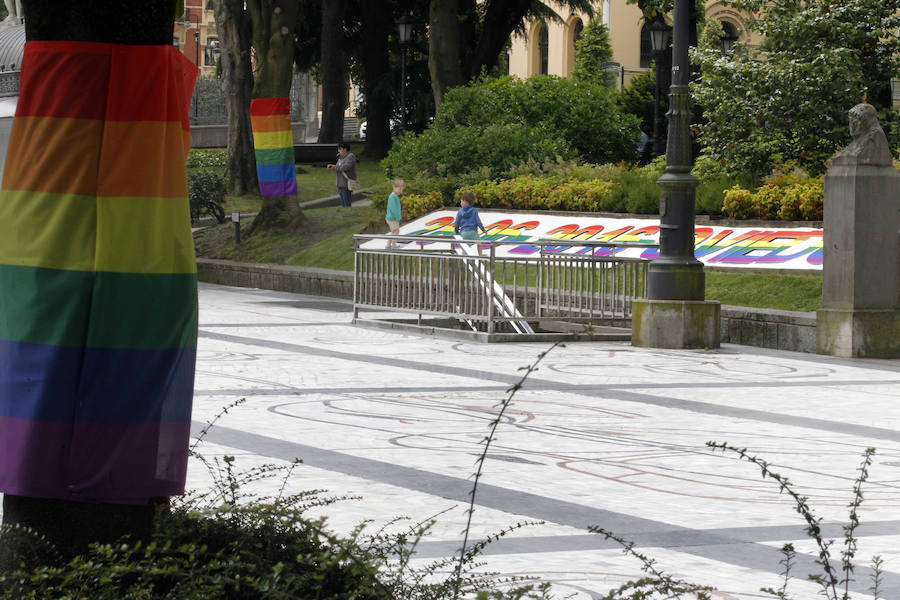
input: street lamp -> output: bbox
[647,15,671,158]
[648,0,704,301]
[396,14,412,134]
[185,8,201,119]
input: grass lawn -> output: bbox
[220,147,390,215]
[705,270,821,312]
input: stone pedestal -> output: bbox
[632,299,721,349]
[817,308,900,358]
[817,104,900,358]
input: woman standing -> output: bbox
[328,142,358,208]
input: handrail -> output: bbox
[352,233,652,335]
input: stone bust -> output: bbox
[832,103,894,166]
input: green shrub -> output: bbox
[750,183,782,220]
[188,169,226,223]
[401,191,443,220]
[722,185,753,219]
[795,180,824,220]
[383,75,640,181]
[187,148,228,169]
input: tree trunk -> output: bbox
[317,0,346,143]
[248,0,302,233]
[359,0,392,158]
[428,0,463,110]
[2,0,192,565]
[467,0,531,80]
[213,0,259,196]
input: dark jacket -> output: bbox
[454,205,485,233]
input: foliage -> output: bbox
[457,175,624,213]
[618,67,655,132]
[400,191,443,221]
[573,19,615,88]
[692,0,900,177]
[721,178,823,222]
[187,148,229,169]
[188,169,227,223]
[383,75,640,180]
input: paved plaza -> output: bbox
[4,281,898,598]
[184,282,900,599]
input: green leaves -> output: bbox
[692,0,900,177]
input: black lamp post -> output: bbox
[647,0,704,301]
[647,15,671,158]
[396,15,412,134]
[185,8,201,119]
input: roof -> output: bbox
[0,24,25,72]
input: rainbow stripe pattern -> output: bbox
[250,97,297,197]
[0,42,199,502]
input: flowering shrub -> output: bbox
[401,191,443,220]
[456,176,618,213]
[723,180,823,221]
[750,183,782,220]
[722,186,753,219]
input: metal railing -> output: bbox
[353,234,655,334]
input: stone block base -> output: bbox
[816,308,900,358]
[631,299,721,349]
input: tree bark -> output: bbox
[212,0,259,196]
[428,0,463,109]
[467,0,531,80]
[359,0,392,158]
[317,0,346,143]
[248,0,302,232]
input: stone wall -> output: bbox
[190,122,307,149]
[197,258,354,299]
[719,305,816,353]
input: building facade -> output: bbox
[173,0,218,78]
[507,0,763,87]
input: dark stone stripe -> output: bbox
[197,330,900,442]
[193,423,900,597]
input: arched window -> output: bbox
[720,20,739,54]
[538,24,549,75]
[639,23,652,68]
[565,17,584,76]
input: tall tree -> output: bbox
[428,0,462,108]
[2,0,197,560]
[358,0,393,158]
[317,0,348,143]
[428,0,595,109]
[246,0,302,231]
[212,0,258,196]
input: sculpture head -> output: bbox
[848,103,878,139]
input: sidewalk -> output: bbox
[189,282,900,599]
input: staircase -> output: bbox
[342,116,359,141]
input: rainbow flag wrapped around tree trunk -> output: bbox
[250,97,298,197]
[0,41,199,502]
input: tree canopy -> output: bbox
[692,0,900,176]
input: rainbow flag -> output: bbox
[250,97,298,197]
[0,41,198,502]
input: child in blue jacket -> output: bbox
[454,192,486,240]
